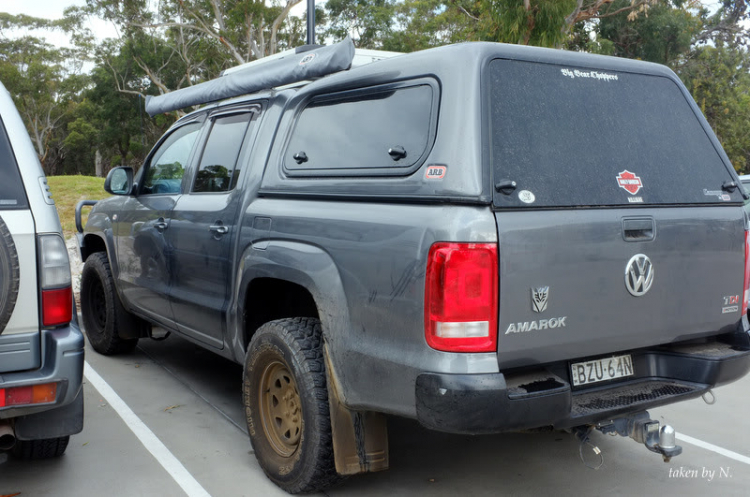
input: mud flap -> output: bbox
[325,347,389,475]
[14,388,84,440]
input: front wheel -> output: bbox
[243,318,342,494]
[80,252,146,355]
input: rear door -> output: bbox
[487,59,746,369]
[0,115,39,372]
[167,107,257,347]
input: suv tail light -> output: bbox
[425,242,498,352]
[0,383,57,408]
[38,235,72,327]
[743,230,750,317]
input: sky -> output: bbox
[0,0,321,49]
[0,0,725,51]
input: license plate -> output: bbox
[570,354,634,386]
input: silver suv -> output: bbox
[0,80,84,458]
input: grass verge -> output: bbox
[47,175,111,238]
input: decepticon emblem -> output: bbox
[531,287,549,313]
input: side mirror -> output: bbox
[104,167,134,195]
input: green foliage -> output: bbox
[0,33,89,174]
[596,0,702,64]
[480,0,578,47]
[381,0,479,52]
[325,0,398,48]
[678,44,750,172]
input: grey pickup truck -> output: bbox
[77,39,750,493]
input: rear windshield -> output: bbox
[0,118,28,210]
[488,59,741,208]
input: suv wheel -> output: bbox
[243,318,342,494]
[0,216,20,333]
[12,436,70,459]
[80,252,145,354]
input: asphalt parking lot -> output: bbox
[2,330,750,496]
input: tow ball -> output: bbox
[575,411,683,467]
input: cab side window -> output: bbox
[141,122,202,195]
[192,113,253,193]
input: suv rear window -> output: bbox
[0,118,29,209]
[488,59,741,208]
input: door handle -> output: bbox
[209,223,229,235]
[622,217,655,241]
[154,218,168,232]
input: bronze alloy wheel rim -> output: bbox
[259,360,302,457]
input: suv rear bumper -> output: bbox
[415,334,750,435]
[0,319,85,438]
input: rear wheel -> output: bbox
[80,252,147,354]
[12,436,70,459]
[0,216,20,333]
[243,318,342,494]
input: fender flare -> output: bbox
[231,239,354,402]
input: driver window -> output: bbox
[142,122,202,195]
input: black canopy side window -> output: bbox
[192,113,253,193]
[0,118,29,209]
[488,59,740,208]
[284,82,436,177]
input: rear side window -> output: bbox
[489,59,741,208]
[284,83,435,176]
[192,113,252,193]
[0,118,29,209]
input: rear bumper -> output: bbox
[415,333,750,434]
[0,319,85,438]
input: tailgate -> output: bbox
[495,207,745,369]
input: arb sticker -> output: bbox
[616,170,643,195]
[425,165,447,180]
[299,53,317,66]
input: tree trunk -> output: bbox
[95,149,103,178]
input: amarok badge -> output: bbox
[531,287,549,313]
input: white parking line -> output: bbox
[83,362,212,497]
[677,433,750,465]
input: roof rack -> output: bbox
[145,36,361,117]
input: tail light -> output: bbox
[38,235,72,327]
[425,242,498,352]
[743,230,750,316]
[0,383,58,408]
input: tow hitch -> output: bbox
[575,411,682,468]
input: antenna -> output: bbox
[307,0,315,45]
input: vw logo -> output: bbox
[625,254,654,297]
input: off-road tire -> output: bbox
[80,252,147,354]
[243,317,342,494]
[0,216,20,334]
[12,436,70,459]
